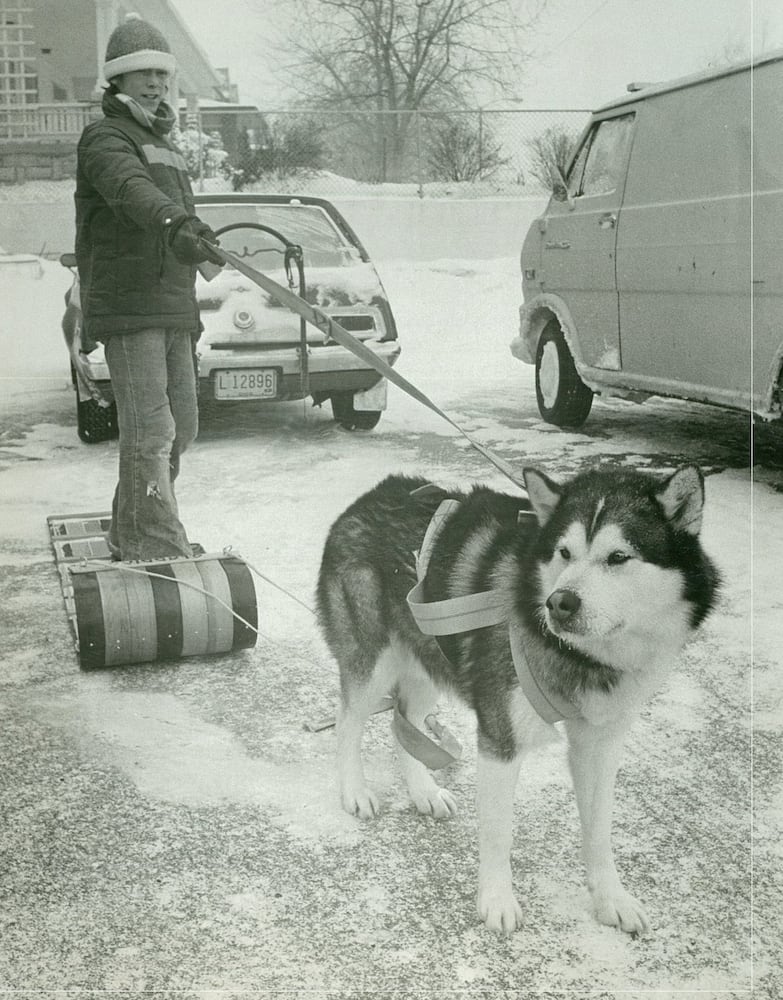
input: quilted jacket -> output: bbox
[75,89,200,339]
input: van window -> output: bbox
[569,113,635,198]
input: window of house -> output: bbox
[0,1,37,105]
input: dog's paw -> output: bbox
[592,886,650,936]
[411,786,458,819]
[341,784,380,820]
[476,884,523,935]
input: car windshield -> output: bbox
[196,203,362,268]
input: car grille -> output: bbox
[205,313,378,351]
[331,314,374,332]
[199,297,223,311]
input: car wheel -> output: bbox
[76,393,118,444]
[534,321,593,427]
[330,391,382,431]
[70,365,118,443]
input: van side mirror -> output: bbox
[552,164,576,209]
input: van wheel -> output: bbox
[535,322,593,427]
[330,391,382,431]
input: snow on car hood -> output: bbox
[196,261,387,345]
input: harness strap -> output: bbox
[406,500,508,635]
[415,499,460,583]
[407,497,582,736]
[508,623,581,724]
[393,705,462,769]
[407,583,508,636]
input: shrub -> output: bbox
[172,123,228,181]
[426,116,507,182]
[528,125,578,198]
[226,119,326,190]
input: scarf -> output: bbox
[114,92,177,137]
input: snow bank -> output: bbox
[0,178,546,260]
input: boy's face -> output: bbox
[115,68,170,112]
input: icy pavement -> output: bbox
[0,257,780,997]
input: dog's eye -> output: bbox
[607,551,631,566]
[558,546,571,561]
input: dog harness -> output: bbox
[394,494,581,769]
[406,498,508,635]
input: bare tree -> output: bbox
[703,20,781,70]
[426,115,506,182]
[528,124,578,197]
[274,0,544,181]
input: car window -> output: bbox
[569,113,635,198]
[197,204,362,267]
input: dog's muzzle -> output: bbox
[546,588,581,628]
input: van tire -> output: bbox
[534,322,593,427]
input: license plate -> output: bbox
[214,369,278,400]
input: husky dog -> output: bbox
[317,466,719,935]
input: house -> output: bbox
[0,0,266,180]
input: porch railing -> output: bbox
[0,103,101,141]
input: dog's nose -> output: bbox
[546,588,581,623]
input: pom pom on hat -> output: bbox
[103,13,176,82]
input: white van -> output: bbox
[511,50,782,426]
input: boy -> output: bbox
[75,14,221,561]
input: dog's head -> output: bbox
[522,465,719,668]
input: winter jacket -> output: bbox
[75,89,200,339]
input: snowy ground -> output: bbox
[0,253,781,998]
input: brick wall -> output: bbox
[0,142,77,183]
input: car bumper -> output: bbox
[78,340,401,403]
[198,340,401,401]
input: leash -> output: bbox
[213,246,527,493]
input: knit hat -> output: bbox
[103,13,176,82]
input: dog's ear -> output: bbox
[523,468,561,525]
[656,465,705,535]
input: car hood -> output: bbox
[196,261,388,346]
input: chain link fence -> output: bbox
[0,109,590,206]
[219,108,590,198]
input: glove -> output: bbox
[166,215,223,267]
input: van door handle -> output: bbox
[599,212,617,230]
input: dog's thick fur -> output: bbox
[317,466,719,934]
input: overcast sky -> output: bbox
[173,0,782,110]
